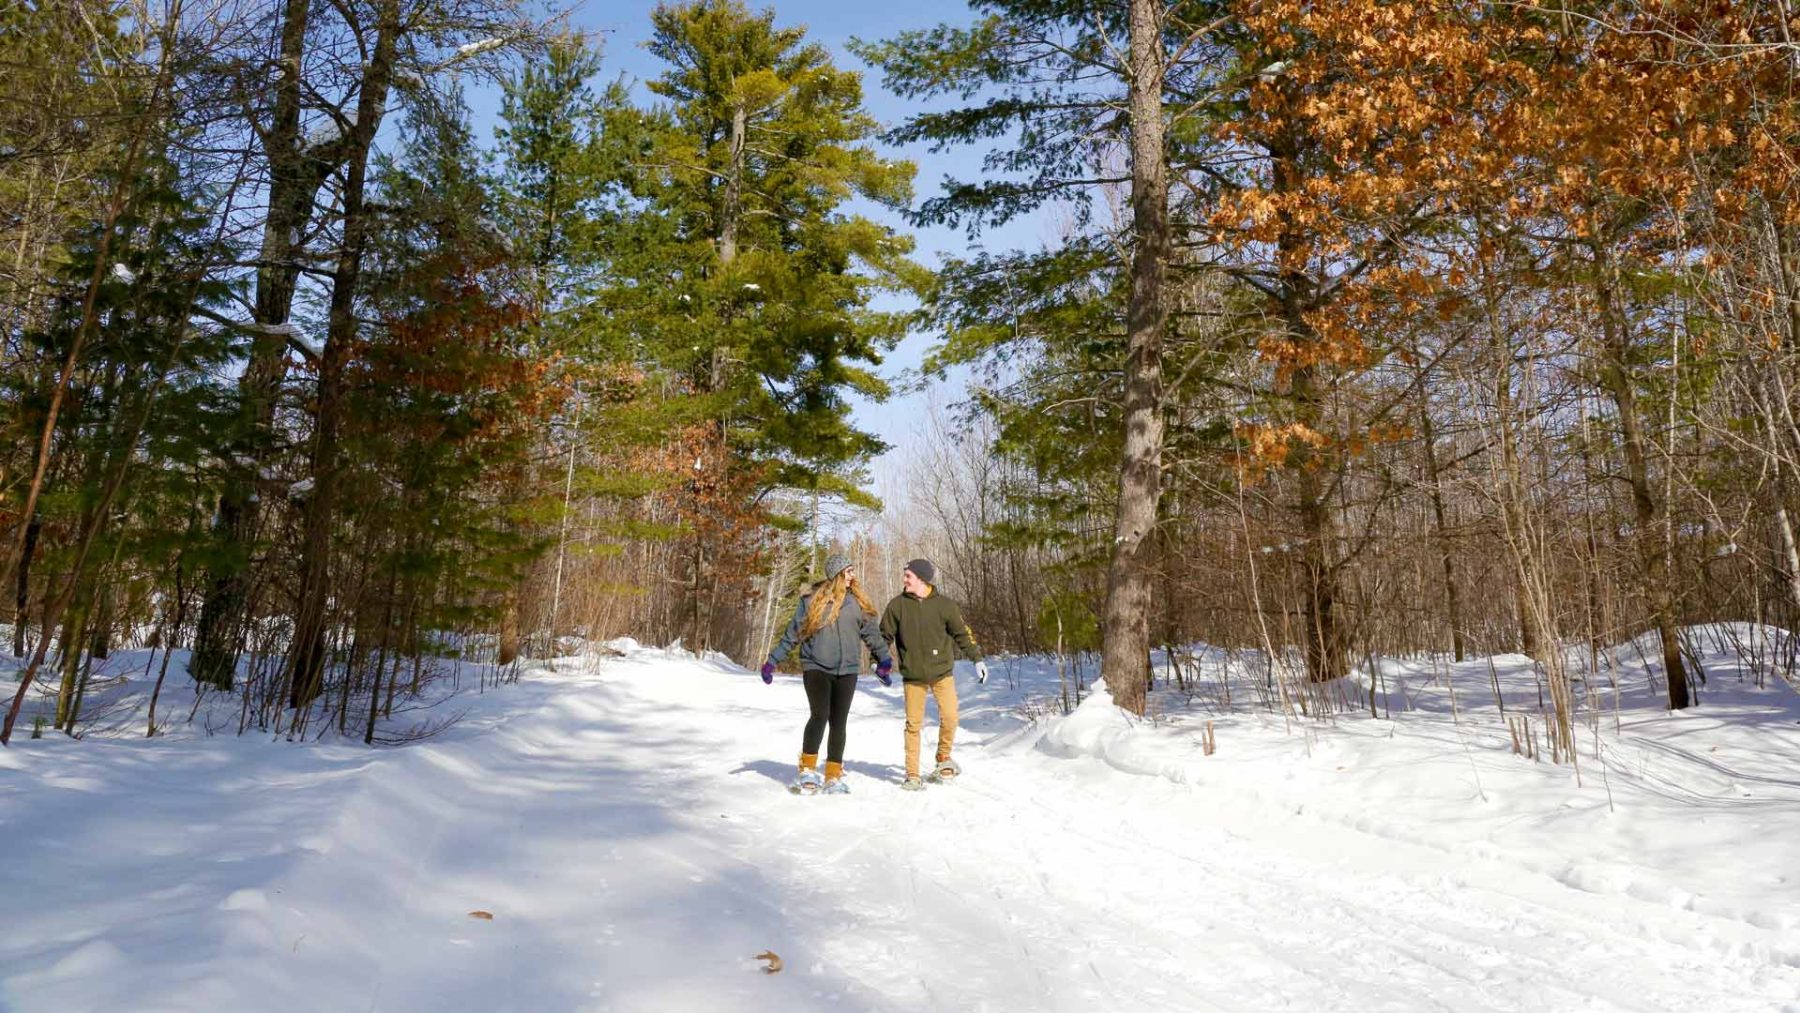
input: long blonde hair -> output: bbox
[799,570,877,639]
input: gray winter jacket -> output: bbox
[768,590,891,676]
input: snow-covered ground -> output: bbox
[3,626,1799,1011]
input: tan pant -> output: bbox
[903,678,958,778]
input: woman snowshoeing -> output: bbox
[761,554,893,794]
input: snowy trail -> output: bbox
[5,646,1799,1011]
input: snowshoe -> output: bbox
[789,770,824,796]
[822,777,850,795]
[899,776,926,792]
[926,758,961,784]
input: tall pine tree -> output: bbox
[594,0,924,651]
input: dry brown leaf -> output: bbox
[468,910,494,921]
[755,950,782,974]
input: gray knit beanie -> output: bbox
[823,553,852,581]
[904,558,936,584]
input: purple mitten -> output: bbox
[760,662,775,684]
[876,659,893,687]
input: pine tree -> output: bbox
[594,0,923,652]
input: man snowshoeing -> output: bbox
[880,558,987,791]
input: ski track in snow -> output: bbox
[4,643,1800,1012]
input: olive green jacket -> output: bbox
[880,589,981,683]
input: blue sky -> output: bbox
[531,1,1049,477]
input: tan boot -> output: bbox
[791,753,823,795]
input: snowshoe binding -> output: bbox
[926,758,961,784]
[789,769,825,796]
[822,777,850,795]
[899,775,926,792]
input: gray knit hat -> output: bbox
[823,553,852,581]
[904,558,936,584]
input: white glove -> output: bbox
[975,661,989,685]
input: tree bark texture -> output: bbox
[1099,0,1171,716]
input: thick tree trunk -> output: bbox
[192,0,349,690]
[1098,0,1171,716]
[289,4,400,710]
[1289,389,1348,684]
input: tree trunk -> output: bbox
[719,102,745,267]
[1290,409,1348,684]
[1758,380,1800,611]
[688,540,708,650]
[1416,398,1464,660]
[1265,102,1348,685]
[1473,226,1545,660]
[192,0,350,690]
[65,632,98,736]
[13,517,38,658]
[496,597,521,667]
[1593,244,1690,710]
[365,568,399,744]
[1493,340,1540,660]
[1098,0,1170,716]
[89,580,113,660]
[1773,215,1800,368]
[146,557,188,737]
[289,2,400,710]
[1761,219,1800,613]
[683,100,748,656]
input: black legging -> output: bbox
[801,670,858,764]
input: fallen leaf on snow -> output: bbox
[755,950,782,974]
[468,910,494,921]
